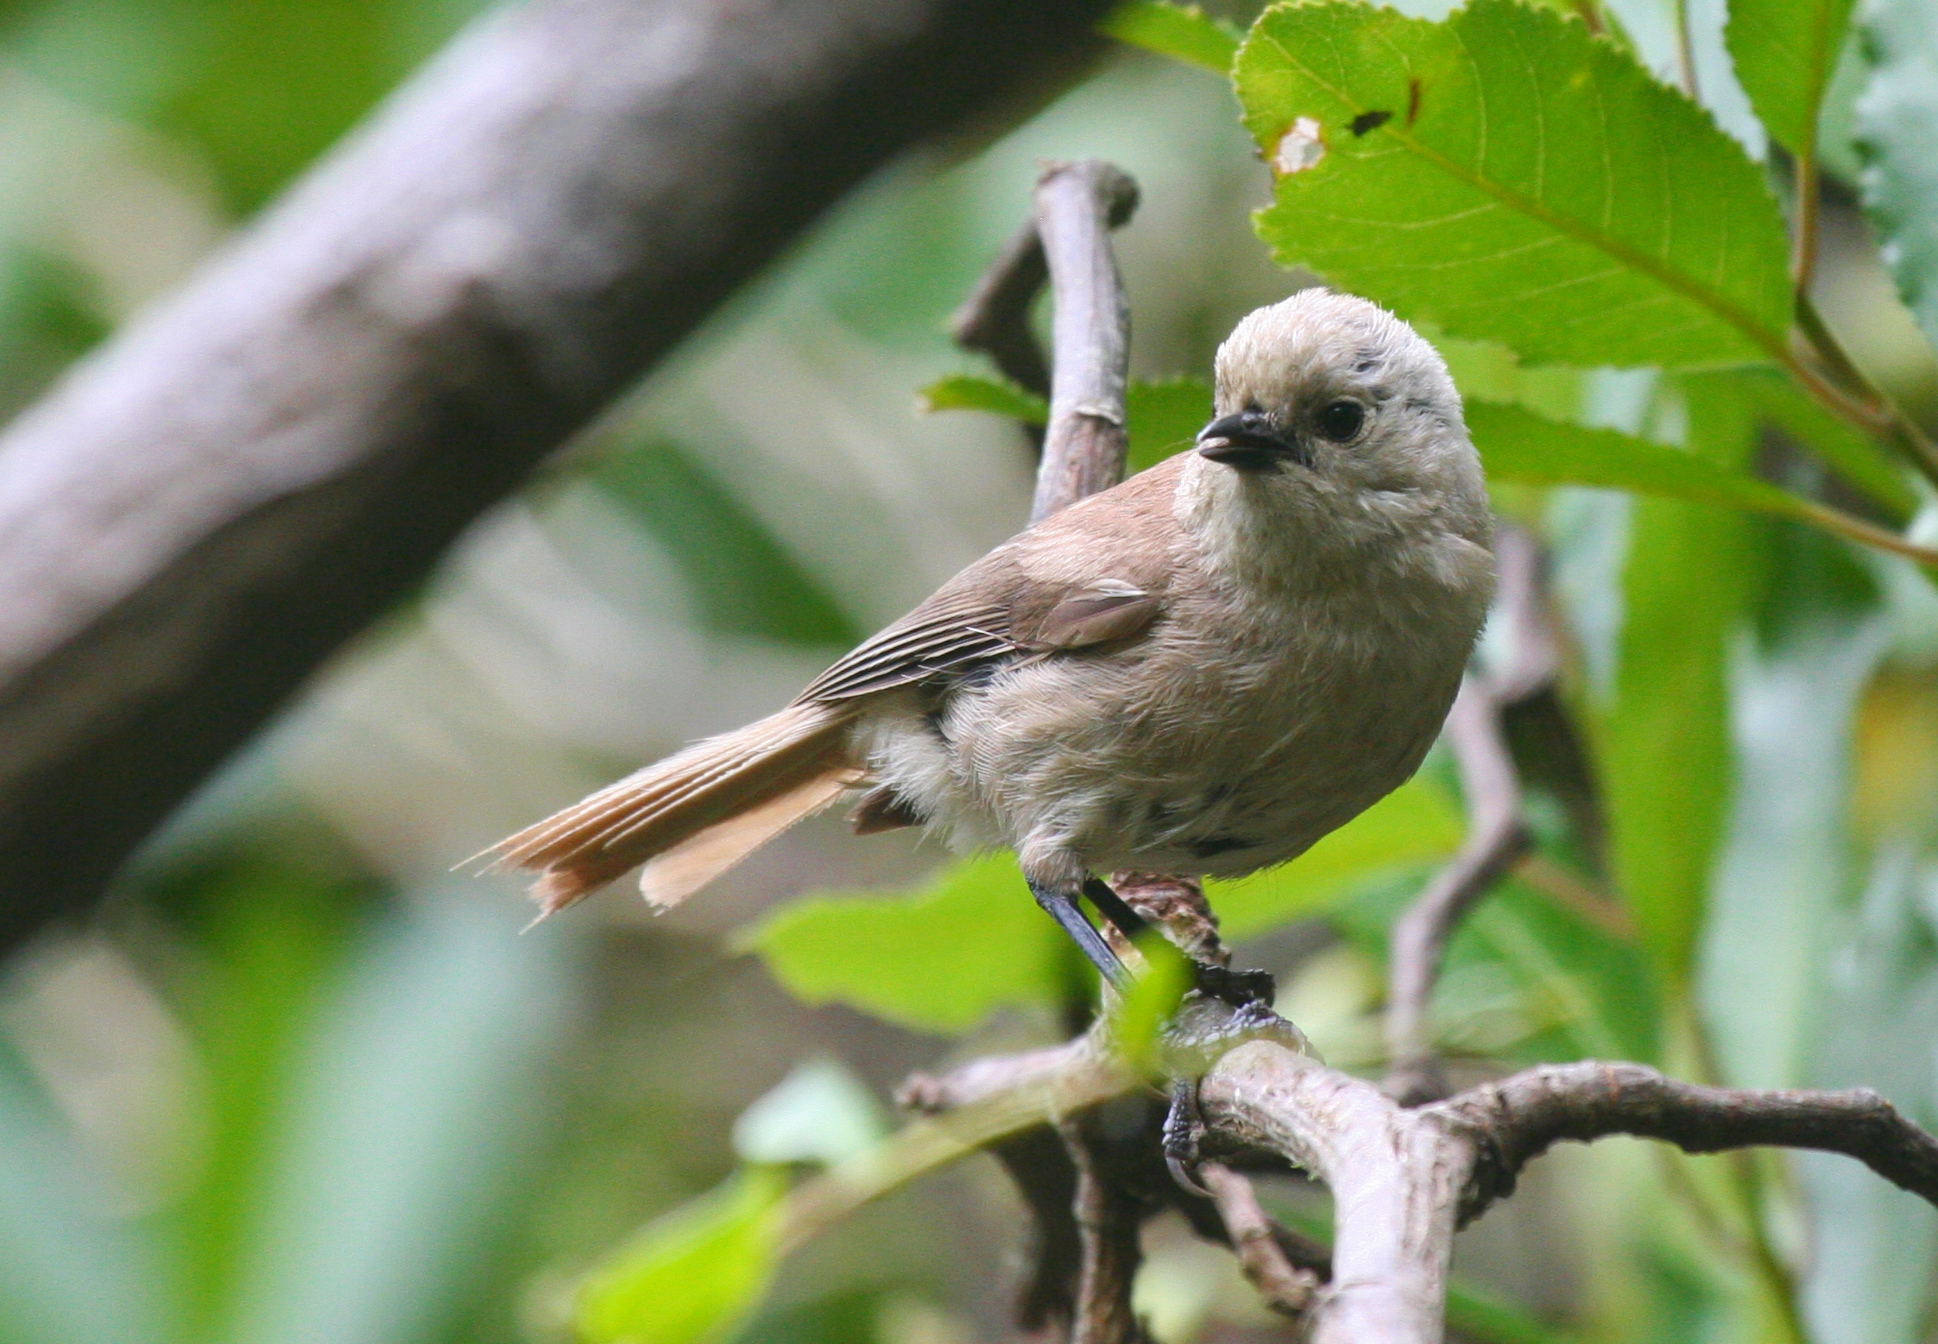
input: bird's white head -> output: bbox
[1188,289,1491,561]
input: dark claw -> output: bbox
[1163,1077,1210,1197]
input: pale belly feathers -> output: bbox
[852,576,1469,885]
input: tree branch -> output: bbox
[1199,1042,1465,1344]
[1438,1061,1938,1225]
[0,0,1115,954]
[1029,160,1138,524]
[1384,523,1554,1104]
[949,218,1052,402]
[1064,1114,1152,1344]
[1196,1162,1321,1317]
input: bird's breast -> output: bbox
[906,571,1476,875]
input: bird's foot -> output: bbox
[1158,993,1315,1195]
[1191,960,1276,1009]
[1162,1076,1210,1196]
[1163,993,1309,1070]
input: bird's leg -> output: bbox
[1030,879,1133,993]
[1081,876,1152,943]
[1084,876,1276,1009]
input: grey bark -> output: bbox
[1029,160,1137,524]
[0,0,1114,952]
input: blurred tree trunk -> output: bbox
[0,0,1112,954]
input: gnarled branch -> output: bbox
[0,0,1115,955]
[1441,1060,1938,1225]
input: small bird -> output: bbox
[488,289,1494,992]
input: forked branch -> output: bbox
[1443,1061,1938,1224]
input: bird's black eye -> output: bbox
[1316,399,1366,442]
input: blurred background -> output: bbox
[3,1,1937,1343]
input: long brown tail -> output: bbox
[488,701,859,916]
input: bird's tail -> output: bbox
[486,701,861,917]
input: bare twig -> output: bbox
[1383,524,1552,1103]
[1032,156,1143,1344]
[1440,1061,1938,1225]
[949,159,1148,1343]
[1198,1162,1321,1317]
[1030,160,1139,524]
[950,219,1052,400]
[1064,1116,1152,1344]
[993,1128,1084,1332]
[1384,679,1534,1103]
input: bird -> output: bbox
[485,288,1495,995]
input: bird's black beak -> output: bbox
[1196,411,1308,471]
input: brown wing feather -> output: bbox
[799,456,1193,703]
[1027,589,1162,649]
[797,594,1015,702]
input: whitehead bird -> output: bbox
[487,289,1495,991]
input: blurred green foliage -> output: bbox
[575,1168,784,1344]
[5,1,1938,1343]
[736,854,1078,1035]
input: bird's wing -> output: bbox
[796,572,1165,704]
[1023,579,1163,649]
[797,456,1189,704]
[796,589,1018,702]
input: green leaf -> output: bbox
[1701,619,1881,1091]
[1112,936,1194,1074]
[163,862,361,1341]
[1101,1,1243,74]
[577,1169,785,1344]
[1795,852,1938,1341]
[1590,380,1763,982]
[1207,777,1464,941]
[731,1057,885,1168]
[1854,0,1938,352]
[593,440,860,647]
[152,0,491,213]
[1445,1277,1586,1344]
[1326,867,1657,1066]
[1125,377,1212,472]
[1436,335,1590,423]
[734,856,1074,1034]
[1236,0,1793,368]
[1729,368,1918,523]
[916,374,1047,425]
[1462,882,1659,1065]
[1473,398,1798,509]
[1469,398,1924,561]
[1725,0,1858,160]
